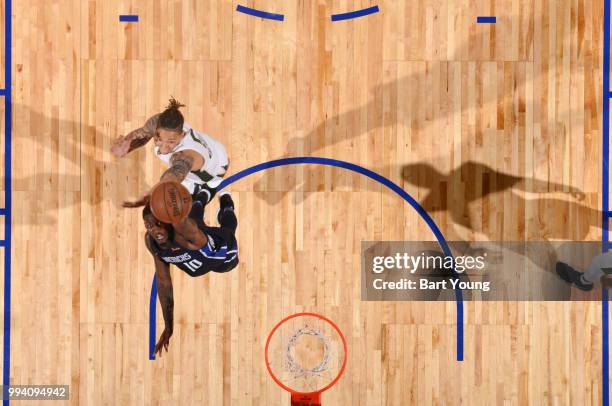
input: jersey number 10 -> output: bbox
[184,259,203,273]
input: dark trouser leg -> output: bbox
[219,207,238,234]
[193,183,218,207]
[212,257,239,273]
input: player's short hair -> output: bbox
[158,96,186,132]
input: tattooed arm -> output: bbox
[159,150,204,183]
[122,150,203,208]
[111,114,160,157]
[126,127,154,152]
[146,236,174,357]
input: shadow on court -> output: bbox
[250,9,594,252]
[399,161,589,232]
[7,105,148,224]
[399,161,603,284]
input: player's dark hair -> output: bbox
[158,96,186,132]
[142,204,152,219]
[142,204,175,239]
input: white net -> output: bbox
[284,325,332,378]
[266,314,346,394]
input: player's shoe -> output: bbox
[217,191,235,223]
[555,262,594,291]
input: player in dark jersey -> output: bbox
[144,192,238,356]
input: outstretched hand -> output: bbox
[154,328,173,357]
[111,136,131,158]
[122,192,151,208]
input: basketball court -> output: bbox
[0,0,611,404]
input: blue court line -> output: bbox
[0,209,4,215]
[119,15,138,22]
[331,5,379,21]
[148,157,464,361]
[476,16,496,24]
[2,0,11,403]
[606,291,610,406]
[0,90,5,96]
[236,5,284,21]
[0,242,4,248]
[148,275,158,360]
[603,0,611,404]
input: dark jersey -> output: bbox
[146,203,238,277]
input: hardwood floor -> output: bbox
[2,0,607,404]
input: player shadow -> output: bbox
[400,161,587,231]
[253,11,582,208]
[6,104,148,224]
[400,161,601,283]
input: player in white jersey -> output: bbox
[111,97,229,207]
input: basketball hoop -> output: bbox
[265,313,348,406]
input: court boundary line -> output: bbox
[147,157,464,361]
[603,0,611,404]
[2,0,12,404]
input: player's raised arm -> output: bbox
[159,150,204,184]
[172,215,208,249]
[146,236,174,357]
[154,257,174,357]
[111,114,160,157]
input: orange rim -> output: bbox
[265,312,348,396]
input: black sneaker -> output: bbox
[555,262,593,291]
[217,192,234,223]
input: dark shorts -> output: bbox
[193,183,218,206]
[212,255,239,273]
[191,161,230,206]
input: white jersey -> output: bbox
[154,123,229,194]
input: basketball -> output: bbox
[149,181,192,224]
